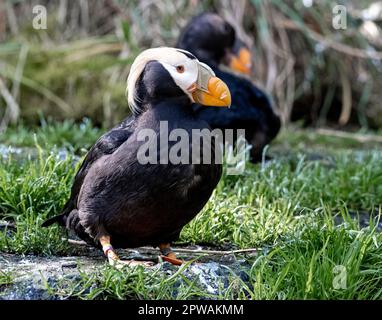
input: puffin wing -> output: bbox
[42,116,135,227]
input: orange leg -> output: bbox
[159,243,183,266]
[99,235,153,268]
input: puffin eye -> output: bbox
[176,65,185,73]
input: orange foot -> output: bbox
[99,235,154,268]
[159,243,183,266]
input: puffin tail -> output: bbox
[42,199,76,228]
[41,213,66,227]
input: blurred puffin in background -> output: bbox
[177,12,281,162]
[43,47,231,267]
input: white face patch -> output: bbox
[127,47,203,113]
[160,58,199,101]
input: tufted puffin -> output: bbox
[42,47,231,267]
[177,13,281,162]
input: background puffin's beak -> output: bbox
[228,47,252,75]
[191,76,231,107]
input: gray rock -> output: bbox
[0,247,254,300]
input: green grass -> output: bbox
[0,122,382,299]
[0,145,75,255]
[47,212,382,300]
[49,260,225,300]
[275,127,382,152]
[248,211,382,299]
[0,270,13,288]
[0,118,102,153]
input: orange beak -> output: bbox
[187,62,231,107]
[190,77,231,107]
[229,47,252,75]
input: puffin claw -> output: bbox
[100,235,154,268]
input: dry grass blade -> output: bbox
[0,77,20,133]
[65,43,123,63]
[277,18,382,60]
[11,44,29,102]
[314,128,382,143]
[339,64,352,125]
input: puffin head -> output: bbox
[177,13,252,75]
[127,47,231,115]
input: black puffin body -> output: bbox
[43,48,231,265]
[77,100,220,249]
[177,13,281,162]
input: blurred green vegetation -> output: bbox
[0,117,102,152]
[1,0,382,130]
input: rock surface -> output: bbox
[0,246,254,300]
